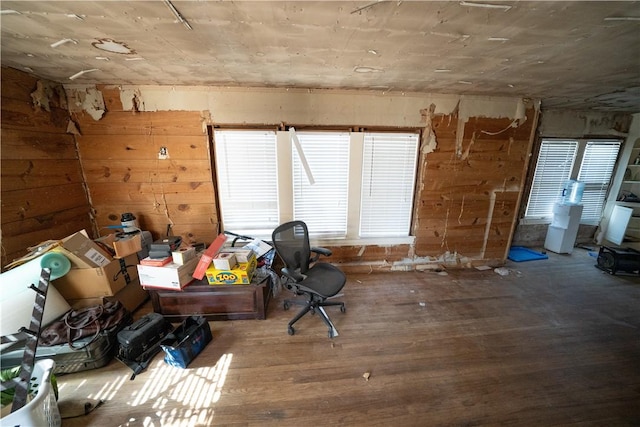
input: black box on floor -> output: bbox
[596,246,640,275]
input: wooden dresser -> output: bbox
[148,274,272,321]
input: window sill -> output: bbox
[519,218,552,226]
[311,236,416,247]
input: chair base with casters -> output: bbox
[283,288,346,338]
[272,221,347,338]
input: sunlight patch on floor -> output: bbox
[127,353,233,426]
[57,353,234,427]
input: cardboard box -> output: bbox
[61,230,112,268]
[69,277,149,313]
[138,254,200,291]
[51,246,96,269]
[113,234,143,258]
[172,247,196,265]
[54,254,139,300]
[140,255,173,267]
[219,248,253,263]
[213,252,237,270]
[205,252,257,285]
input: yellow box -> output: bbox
[205,253,257,285]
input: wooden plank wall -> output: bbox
[73,90,218,246]
[330,111,535,270]
[73,89,535,268]
[1,67,535,270]
[1,67,93,269]
[414,112,534,263]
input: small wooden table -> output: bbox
[148,274,272,321]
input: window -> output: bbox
[213,129,419,242]
[524,139,621,224]
[213,130,279,236]
[525,140,578,220]
[577,140,622,225]
[360,133,419,237]
[293,132,350,238]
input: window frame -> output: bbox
[213,128,419,245]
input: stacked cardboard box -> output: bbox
[137,250,200,291]
[53,230,147,312]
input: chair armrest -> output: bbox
[281,267,305,282]
[311,247,332,257]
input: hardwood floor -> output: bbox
[58,247,640,426]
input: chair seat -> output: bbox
[301,263,346,298]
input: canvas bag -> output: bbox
[39,298,130,349]
[160,316,212,369]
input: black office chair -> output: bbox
[271,221,346,338]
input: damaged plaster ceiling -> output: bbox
[1,0,639,112]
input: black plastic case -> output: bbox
[117,312,173,361]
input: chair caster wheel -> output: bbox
[284,301,290,311]
[340,305,346,313]
[288,326,295,335]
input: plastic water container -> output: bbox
[562,180,585,205]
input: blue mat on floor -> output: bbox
[508,246,548,262]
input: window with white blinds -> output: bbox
[360,133,418,237]
[293,132,350,238]
[525,140,578,219]
[524,138,621,225]
[213,130,279,236]
[213,129,419,241]
[577,140,621,225]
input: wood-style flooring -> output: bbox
[58,247,640,426]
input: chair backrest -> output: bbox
[271,221,311,274]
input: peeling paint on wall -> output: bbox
[420,104,438,154]
[200,110,213,132]
[121,88,144,112]
[65,86,105,120]
[30,80,54,112]
[455,96,532,159]
[66,119,81,135]
[389,250,484,271]
[30,80,67,112]
[460,131,476,161]
[64,85,534,128]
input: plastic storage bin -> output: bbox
[1,359,61,427]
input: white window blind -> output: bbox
[577,140,621,225]
[360,132,418,237]
[213,130,279,236]
[292,132,350,238]
[525,140,578,219]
